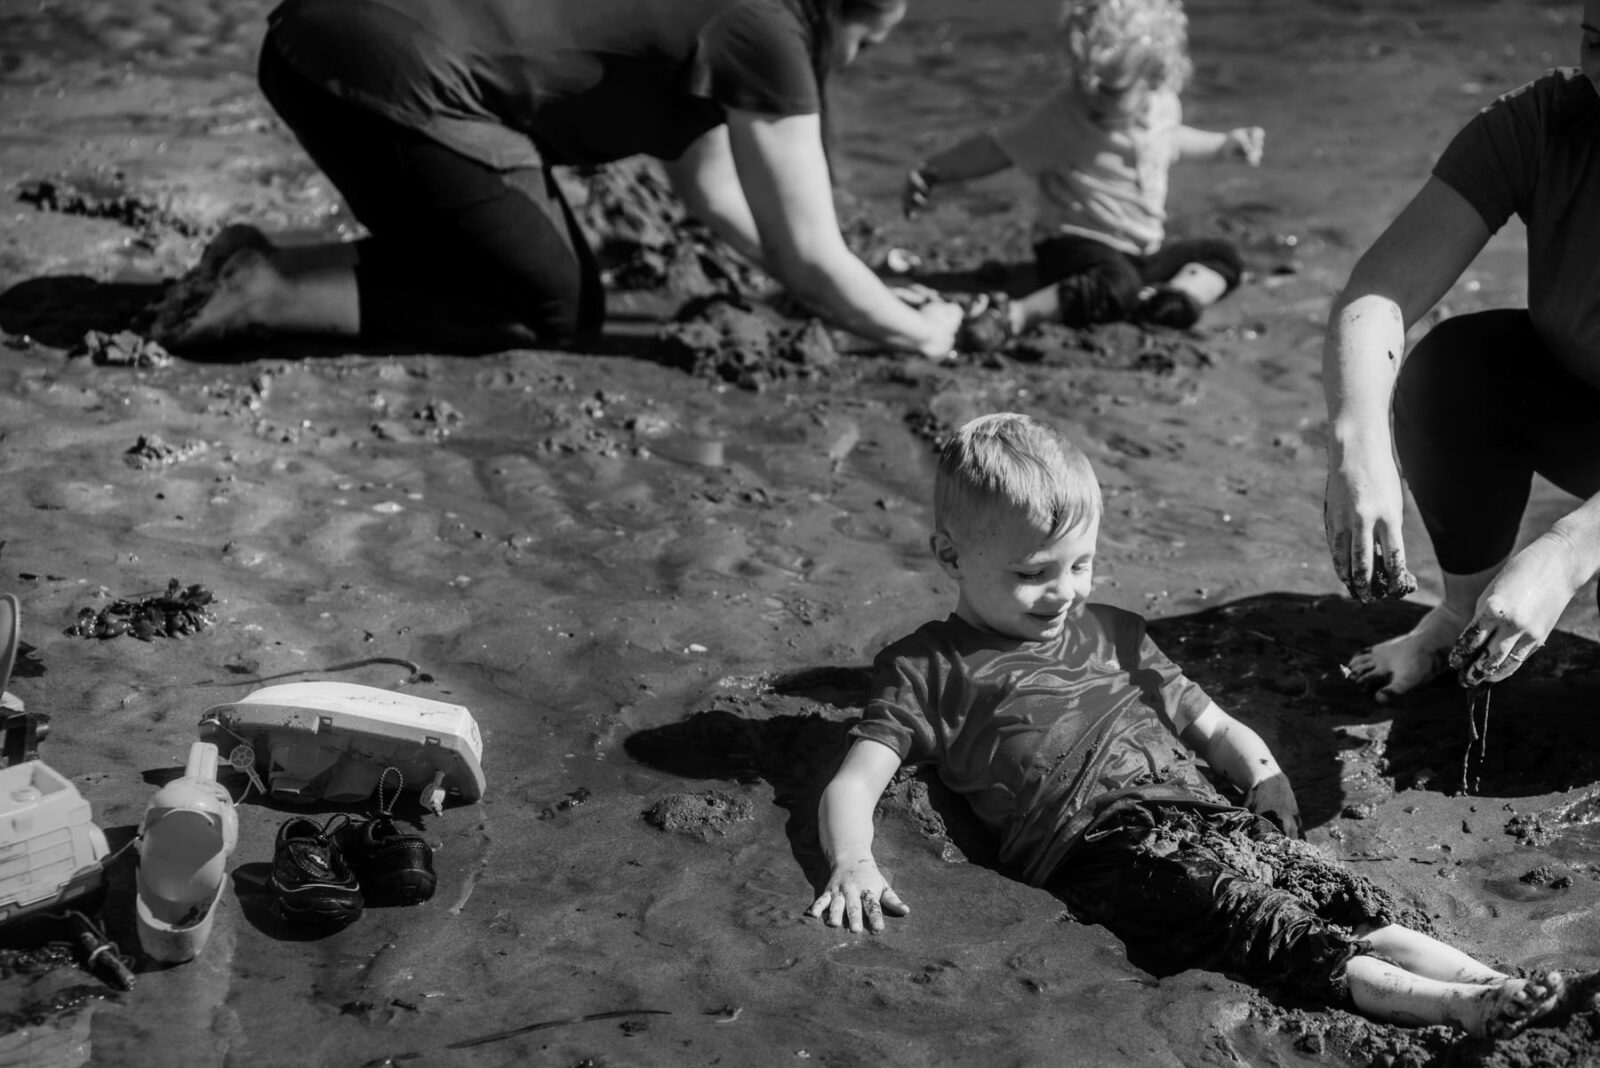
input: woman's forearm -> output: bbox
[782,248,943,353]
[1323,292,1406,465]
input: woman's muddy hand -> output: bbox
[1449,532,1581,685]
[807,858,909,933]
[916,300,965,361]
[1324,460,1411,603]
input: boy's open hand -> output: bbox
[1244,772,1302,839]
[807,857,909,933]
[1224,127,1265,166]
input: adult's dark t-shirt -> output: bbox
[265,0,821,169]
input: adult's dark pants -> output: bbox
[1393,309,1600,575]
[258,39,603,353]
[1033,233,1244,326]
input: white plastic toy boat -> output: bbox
[135,741,237,963]
[197,681,485,814]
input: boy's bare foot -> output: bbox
[1470,971,1564,1039]
[149,243,280,351]
[1345,603,1468,703]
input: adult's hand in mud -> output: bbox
[1244,772,1302,840]
[1323,462,1416,603]
[1448,532,1581,686]
[807,857,909,934]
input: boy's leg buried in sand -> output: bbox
[1345,562,1499,703]
[1347,925,1563,1037]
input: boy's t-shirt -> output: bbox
[852,605,1226,886]
[1431,67,1600,391]
[265,0,819,169]
[992,85,1182,256]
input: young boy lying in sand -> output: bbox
[808,412,1565,1038]
[902,0,1261,346]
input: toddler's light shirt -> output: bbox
[992,84,1182,256]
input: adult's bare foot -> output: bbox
[1471,971,1564,1039]
[145,224,273,349]
[1345,602,1468,703]
[148,245,280,351]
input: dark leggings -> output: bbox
[1034,234,1244,326]
[1394,309,1600,575]
[258,40,603,352]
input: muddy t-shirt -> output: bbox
[852,606,1223,886]
[1433,68,1600,388]
[265,0,819,169]
[991,85,1182,256]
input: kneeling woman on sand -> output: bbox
[151,0,962,359]
[1322,1,1600,701]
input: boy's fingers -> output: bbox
[806,891,830,918]
[881,887,910,915]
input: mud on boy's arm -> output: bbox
[1179,701,1303,839]
[807,738,913,934]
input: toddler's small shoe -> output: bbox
[1136,286,1201,330]
[270,816,363,926]
[337,816,436,907]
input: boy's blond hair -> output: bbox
[1060,0,1192,96]
[934,414,1102,544]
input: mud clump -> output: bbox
[125,433,208,468]
[576,159,769,299]
[17,175,202,241]
[66,579,216,640]
[1014,321,1216,372]
[644,790,756,841]
[655,294,840,391]
[70,329,172,368]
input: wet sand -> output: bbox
[4,1,1600,1066]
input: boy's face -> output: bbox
[934,511,1099,642]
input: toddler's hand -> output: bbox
[807,857,910,933]
[1224,127,1265,166]
[1244,772,1302,840]
[902,166,938,219]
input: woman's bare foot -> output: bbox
[149,244,283,350]
[1467,971,1564,1038]
[146,224,274,350]
[1345,602,1468,703]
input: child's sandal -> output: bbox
[957,291,1014,353]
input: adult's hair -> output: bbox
[934,413,1103,545]
[785,0,906,109]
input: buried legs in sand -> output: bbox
[147,225,360,349]
[1347,923,1564,1038]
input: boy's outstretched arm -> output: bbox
[1181,702,1303,838]
[808,737,911,933]
[1175,125,1265,166]
[903,132,1014,217]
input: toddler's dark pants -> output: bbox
[258,38,603,353]
[1034,234,1243,326]
[1393,309,1600,575]
[1049,802,1380,1004]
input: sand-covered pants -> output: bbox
[1049,801,1396,1004]
[1032,235,1244,326]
